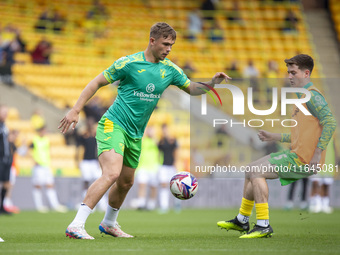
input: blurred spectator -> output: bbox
[13,30,26,53]
[285,178,309,210]
[243,60,259,79]
[187,8,203,41]
[83,97,105,122]
[0,105,12,215]
[3,40,19,66]
[201,0,216,22]
[131,126,159,211]
[1,24,17,44]
[264,60,279,101]
[35,9,50,30]
[182,60,196,80]
[84,0,108,38]
[226,1,243,25]
[31,38,53,64]
[52,10,66,32]
[3,129,20,214]
[214,125,230,148]
[225,60,242,79]
[35,9,66,32]
[282,10,299,32]
[30,109,46,130]
[213,125,232,170]
[87,0,108,19]
[0,42,14,86]
[29,126,67,213]
[76,117,106,211]
[0,25,25,86]
[264,60,279,79]
[309,137,338,214]
[191,146,205,178]
[158,123,178,213]
[243,60,260,100]
[208,22,225,43]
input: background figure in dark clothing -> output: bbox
[0,105,12,215]
[201,0,216,21]
[4,129,20,213]
[83,97,106,122]
[76,117,106,211]
[158,123,178,213]
[285,178,309,210]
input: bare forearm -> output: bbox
[73,82,100,113]
[271,133,282,142]
[189,81,215,95]
[73,74,108,112]
[184,72,231,95]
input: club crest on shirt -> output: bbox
[160,69,166,79]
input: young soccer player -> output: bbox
[217,54,336,238]
[30,126,68,213]
[132,126,159,211]
[58,22,230,239]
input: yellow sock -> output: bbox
[239,197,254,217]
[255,203,269,220]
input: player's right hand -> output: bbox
[58,108,79,134]
[258,130,273,142]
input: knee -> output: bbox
[245,164,257,180]
[245,171,256,180]
[117,178,134,192]
[102,172,120,185]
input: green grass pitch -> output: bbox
[1,208,339,255]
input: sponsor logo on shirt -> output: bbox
[133,91,161,102]
[146,83,155,93]
[133,83,161,102]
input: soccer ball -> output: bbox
[170,172,198,200]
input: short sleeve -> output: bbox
[171,64,190,90]
[102,56,129,84]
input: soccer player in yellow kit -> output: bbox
[59,22,231,239]
[218,54,336,238]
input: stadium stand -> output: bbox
[0,0,328,176]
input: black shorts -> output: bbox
[0,162,11,182]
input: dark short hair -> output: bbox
[150,22,176,40]
[284,54,314,74]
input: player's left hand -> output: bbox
[212,72,231,85]
[309,148,322,174]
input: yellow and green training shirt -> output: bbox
[103,51,190,138]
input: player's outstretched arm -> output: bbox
[58,73,109,134]
[183,72,231,95]
[258,130,282,142]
